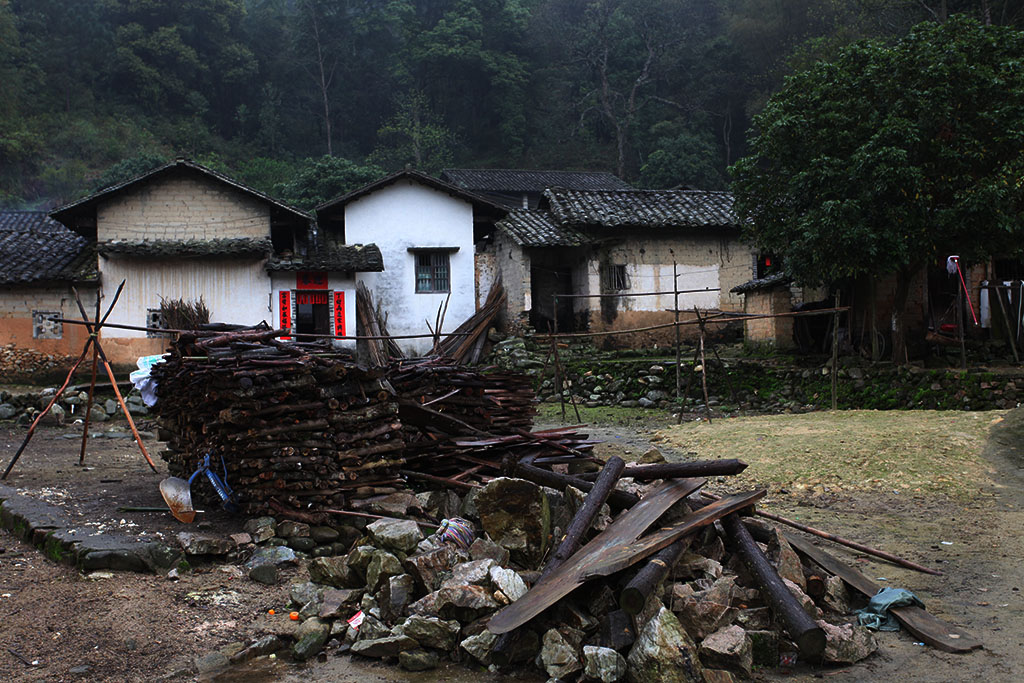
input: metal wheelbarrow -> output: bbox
[159,452,238,523]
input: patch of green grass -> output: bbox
[537,402,675,428]
[653,410,1003,500]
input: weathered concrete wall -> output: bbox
[494,231,530,332]
[0,285,98,356]
[97,175,270,242]
[98,256,271,363]
[345,181,476,356]
[475,243,497,309]
[743,288,795,348]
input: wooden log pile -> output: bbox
[150,330,405,515]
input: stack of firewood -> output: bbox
[151,329,405,514]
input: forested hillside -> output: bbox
[1,0,1018,210]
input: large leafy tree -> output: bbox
[731,16,1024,360]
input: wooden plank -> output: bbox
[783,531,982,653]
[487,478,705,634]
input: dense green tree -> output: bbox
[731,16,1024,360]
[273,156,385,211]
[369,90,455,174]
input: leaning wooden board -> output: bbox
[783,531,982,653]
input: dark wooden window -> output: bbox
[603,264,628,291]
[416,251,450,293]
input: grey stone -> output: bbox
[244,545,297,571]
[243,517,276,543]
[176,532,235,556]
[474,477,550,567]
[638,397,656,408]
[645,390,669,402]
[783,578,821,619]
[194,652,229,675]
[308,556,358,587]
[469,537,510,565]
[416,490,462,521]
[365,550,404,593]
[442,558,496,589]
[460,630,499,665]
[489,565,528,602]
[310,526,340,544]
[583,645,627,683]
[104,398,117,415]
[290,582,324,608]
[88,405,108,422]
[68,664,92,675]
[399,648,438,671]
[347,545,377,574]
[394,615,461,651]
[366,518,424,553]
[540,627,583,680]
[42,403,65,424]
[627,606,705,683]
[0,404,17,419]
[638,446,666,464]
[277,520,310,538]
[822,575,851,613]
[350,635,419,658]
[351,492,422,518]
[380,573,416,623]
[735,607,771,630]
[287,536,316,553]
[818,620,878,664]
[248,563,278,585]
[698,625,752,677]
[230,634,285,664]
[767,528,805,591]
[404,545,457,592]
[410,585,501,622]
[293,618,331,661]
[673,552,723,581]
[671,577,737,641]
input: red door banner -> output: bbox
[297,291,329,305]
[279,290,292,339]
[296,271,328,289]
[334,291,345,336]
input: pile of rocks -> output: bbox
[0,386,147,425]
[0,343,75,377]
[201,478,879,681]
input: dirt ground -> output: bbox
[1,409,1023,682]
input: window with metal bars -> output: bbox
[415,251,451,293]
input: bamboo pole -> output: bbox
[79,291,102,465]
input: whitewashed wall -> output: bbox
[344,181,476,356]
[270,271,357,349]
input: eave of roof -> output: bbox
[315,169,506,216]
[0,211,96,284]
[731,272,791,294]
[496,209,591,247]
[97,238,272,258]
[267,244,384,273]
[50,159,311,224]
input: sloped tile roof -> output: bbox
[544,188,737,230]
[0,211,96,284]
[442,169,633,192]
[316,169,505,214]
[50,158,311,224]
[267,244,384,273]
[496,210,590,247]
[731,272,790,294]
[98,238,272,258]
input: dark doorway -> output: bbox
[530,266,575,333]
[295,290,330,340]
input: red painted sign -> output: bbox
[279,290,292,339]
[297,291,329,305]
[334,291,346,336]
[296,271,328,289]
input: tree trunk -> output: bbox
[891,264,920,365]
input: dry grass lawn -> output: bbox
[652,410,1005,500]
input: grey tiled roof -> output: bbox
[267,244,384,273]
[731,272,790,294]
[544,188,737,229]
[98,238,272,258]
[443,169,633,193]
[496,210,590,247]
[0,211,96,284]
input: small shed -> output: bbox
[731,272,794,348]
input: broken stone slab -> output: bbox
[366,518,424,554]
[290,582,324,609]
[539,627,584,680]
[176,532,236,556]
[347,545,377,575]
[460,630,499,666]
[379,573,416,624]
[416,489,461,521]
[582,645,627,683]
[403,545,457,592]
[698,625,753,677]
[489,565,528,602]
[671,577,738,641]
[319,588,364,619]
[474,477,550,568]
[409,585,501,623]
[627,606,705,683]
[735,607,771,630]
[672,552,724,582]
[441,558,496,589]
[307,555,358,588]
[366,550,404,593]
[293,618,331,661]
[393,615,461,651]
[767,527,805,591]
[350,634,419,659]
[399,648,439,671]
[783,578,822,619]
[243,517,276,543]
[229,634,285,664]
[351,492,423,518]
[817,620,878,664]
[822,575,851,614]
